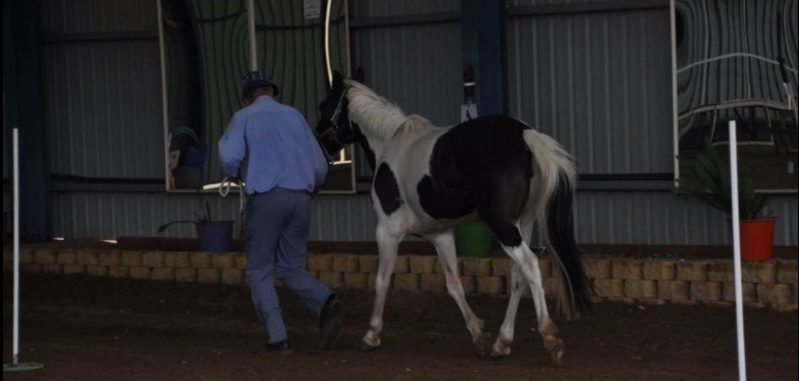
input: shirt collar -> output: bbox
[253,95,274,104]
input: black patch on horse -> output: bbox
[417,175,474,219]
[418,115,534,240]
[374,162,402,215]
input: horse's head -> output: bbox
[315,68,366,162]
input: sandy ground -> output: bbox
[3,273,797,381]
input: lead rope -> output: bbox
[220,177,246,241]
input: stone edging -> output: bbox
[3,248,797,311]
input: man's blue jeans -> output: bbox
[245,187,333,344]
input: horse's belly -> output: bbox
[405,210,479,236]
[414,174,475,220]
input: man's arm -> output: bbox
[218,113,246,179]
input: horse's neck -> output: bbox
[346,84,434,169]
[354,127,377,171]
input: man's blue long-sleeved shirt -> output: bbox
[219,96,328,195]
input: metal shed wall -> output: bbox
[349,0,463,180]
[32,0,797,246]
[40,0,164,179]
[50,190,798,246]
[507,4,673,174]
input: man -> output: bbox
[219,71,341,354]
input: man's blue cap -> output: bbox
[241,70,279,99]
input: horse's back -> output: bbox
[429,115,534,190]
[414,115,535,223]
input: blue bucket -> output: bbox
[196,221,234,252]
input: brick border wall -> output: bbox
[3,247,797,311]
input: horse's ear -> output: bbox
[353,66,365,84]
[332,71,344,89]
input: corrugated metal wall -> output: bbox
[50,191,798,246]
[42,41,163,178]
[575,192,797,246]
[40,0,158,33]
[351,0,463,179]
[352,0,460,17]
[40,0,163,179]
[353,24,463,127]
[52,192,243,239]
[508,3,673,174]
[38,0,798,246]
[51,192,379,241]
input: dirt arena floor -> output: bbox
[3,273,797,381]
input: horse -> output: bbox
[315,68,593,364]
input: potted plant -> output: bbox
[678,139,776,261]
[157,200,234,252]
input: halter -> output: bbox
[329,85,352,134]
[317,85,354,163]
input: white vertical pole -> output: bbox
[156,0,171,191]
[248,0,257,71]
[669,0,680,188]
[324,0,334,87]
[12,128,20,365]
[728,120,747,381]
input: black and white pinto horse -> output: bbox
[316,69,593,364]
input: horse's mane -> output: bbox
[344,80,432,141]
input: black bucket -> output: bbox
[196,221,234,252]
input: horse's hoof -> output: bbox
[490,340,512,358]
[490,347,511,359]
[360,341,380,352]
[473,333,495,360]
[545,338,565,366]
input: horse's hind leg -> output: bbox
[510,241,563,364]
[490,213,535,358]
[361,225,401,351]
[491,262,522,358]
[485,219,564,365]
[427,231,492,358]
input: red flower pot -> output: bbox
[739,218,776,262]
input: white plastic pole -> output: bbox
[728,120,747,381]
[12,128,20,365]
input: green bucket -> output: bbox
[454,222,493,257]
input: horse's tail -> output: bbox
[523,129,593,319]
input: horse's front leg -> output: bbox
[361,225,401,351]
[427,231,492,358]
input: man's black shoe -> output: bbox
[319,295,342,350]
[263,339,292,355]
